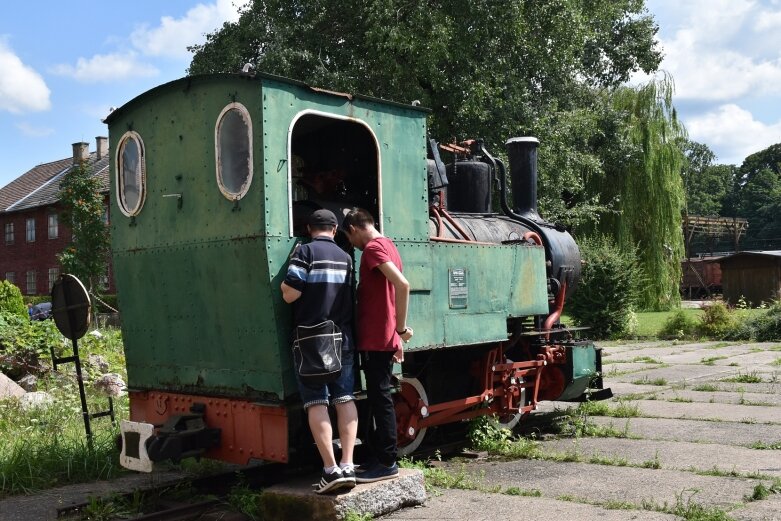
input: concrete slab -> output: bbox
[633,399,781,424]
[382,488,681,521]
[590,416,781,447]
[611,364,742,385]
[654,389,781,406]
[461,459,763,509]
[605,382,667,397]
[537,437,781,476]
[603,363,663,376]
[262,468,425,521]
[0,470,186,521]
[731,494,781,521]
[715,382,781,394]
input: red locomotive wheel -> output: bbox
[394,377,429,456]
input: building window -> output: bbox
[99,267,110,291]
[116,131,146,216]
[215,102,253,201]
[26,271,36,295]
[26,218,35,242]
[48,268,59,290]
[4,223,13,244]
[5,272,14,284]
[48,214,58,239]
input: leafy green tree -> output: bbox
[681,141,733,216]
[593,74,686,310]
[189,0,662,229]
[57,161,110,294]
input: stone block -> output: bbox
[0,372,25,399]
[261,468,426,521]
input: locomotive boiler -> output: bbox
[108,72,609,471]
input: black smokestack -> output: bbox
[505,137,540,221]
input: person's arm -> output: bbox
[280,282,302,303]
[377,261,413,344]
[281,243,307,304]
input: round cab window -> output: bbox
[215,103,253,200]
[116,131,146,216]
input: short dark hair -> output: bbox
[308,224,335,233]
[342,208,375,230]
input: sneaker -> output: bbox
[340,465,357,489]
[314,468,351,494]
[354,462,399,483]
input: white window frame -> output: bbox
[48,268,60,290]
[115,131,147,217]
[26,218,35,242]
[215,102,254,201]
[48,214,58,239]
[5,272,14,284]
[26,271,36,295]
[285,110,383,237]
[4,222,13,244]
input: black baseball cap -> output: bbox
[308,209,338,227]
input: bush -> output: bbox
[568,235,642,339]
[0,311,64,378]
[698,301,738,339]
[658,310,698,339]
[741,301,781,341]
[0,281,26,319]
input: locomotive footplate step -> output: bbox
[260,468,425,521]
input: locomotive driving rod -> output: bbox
[399,346,546,437]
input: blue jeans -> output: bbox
[296,345,356,409]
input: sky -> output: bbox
[2,0,781,190]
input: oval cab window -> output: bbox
[116,131,146,216]
[215,103,253,200]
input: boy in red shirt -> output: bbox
[342,208,413,482]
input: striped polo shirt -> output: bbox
[284,236,353,335]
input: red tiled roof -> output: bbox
[0,154,109,214]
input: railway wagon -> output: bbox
[109,72,608,472]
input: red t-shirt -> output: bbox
[356,236,403,351]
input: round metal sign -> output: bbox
[51,274,91,341]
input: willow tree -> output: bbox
[597,75,686,310]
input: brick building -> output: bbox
[0,138,114,296]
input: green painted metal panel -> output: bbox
[115,240,286,399]
[110,76,266,253]
[258,79,429,242]
[392,242,548,351]
[443,312,508,345]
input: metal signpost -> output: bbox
[50,274,115,442]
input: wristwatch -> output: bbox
[396,326,409,335]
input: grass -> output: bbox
[0,327,129,498]
[721,372,763,383]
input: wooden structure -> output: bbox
[718,251,781,306]
[683,215,748,257]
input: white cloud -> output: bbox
[50,52,158,83]
[0,40,51,114]
[754,9,781,31]
[130,0,249,59]
[15,121,54,138]
[687,104,781,164]
[645,0,781,101]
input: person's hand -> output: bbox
[399,327,413,343]
[393,346,404,363]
